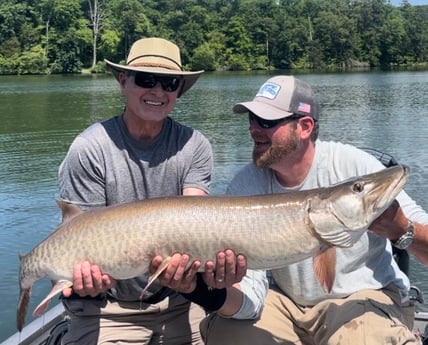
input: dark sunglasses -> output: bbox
[132,72,181,92]
[248,112,303,129]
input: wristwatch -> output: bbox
[392,220,415,250]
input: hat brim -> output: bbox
[233,101,293,120]
[104,59,203,97]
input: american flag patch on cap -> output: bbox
[297,102,311,113]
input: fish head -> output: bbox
[309,165,410,247]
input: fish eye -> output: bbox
[353,182,364,193]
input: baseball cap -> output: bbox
[233,76,319,120]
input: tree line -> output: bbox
[0,0,427,75]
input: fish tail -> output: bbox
[17,286,31,332]
[17,253,32,332]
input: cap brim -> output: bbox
[233,101,293,120]
[104,59,203,97]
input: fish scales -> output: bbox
[17,165,410,331]
[22,195,316,283]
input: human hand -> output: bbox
[202,249,247,289]
[62,261,115,298]
[150,254,201,294]
[369,200,409,241]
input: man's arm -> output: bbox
[370,200,428,265]
[183,187,208,196]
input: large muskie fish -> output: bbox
[17,165,409,331]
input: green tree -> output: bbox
[0,0,427,75]
[36,0,85,71]
[351,0,387,66]
[0,0,28,45]
[191,42,217,71]
[379,9,406,65]
[400,2,428,63]
[0,0,34,67]
[312,11,354,68]
[108,0,151,61]
[237,0,280,69]
[99,29,120,60]
[17,45,48,74]
[223,16,252,70]
[49,28,83,73]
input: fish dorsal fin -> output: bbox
[56,200,84,224]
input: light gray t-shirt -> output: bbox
[229,140,428,312]
[58,114,213,302]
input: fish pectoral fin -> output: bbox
[32,280,73,317]
[313,247,336,293]
[140,256,172,299]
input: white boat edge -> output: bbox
[414,310,428,339]
[1,303,66,345]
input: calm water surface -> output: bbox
[0,71,427,340]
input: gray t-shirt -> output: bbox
[58,114,213,302]
[229,140,428,309]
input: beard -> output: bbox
[253,130,299,168]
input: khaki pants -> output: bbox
[61,294,206,345]
[201,285,420,345]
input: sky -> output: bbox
[391,0,428,5]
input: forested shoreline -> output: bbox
[1,0,427,75]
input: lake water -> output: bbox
[0,70,427,341]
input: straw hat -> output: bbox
[104,37,204,97]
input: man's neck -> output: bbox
[123,112,165,141]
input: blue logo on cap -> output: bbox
[256,82,280,100]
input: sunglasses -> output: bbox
[132,72,181,92]
[248,112,303,129]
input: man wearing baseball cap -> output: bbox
[200,75,428,344]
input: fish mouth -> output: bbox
[372,165,410,211]
[319,165,410,247]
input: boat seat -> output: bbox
[45,319,69,345]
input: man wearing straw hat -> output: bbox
[58,37,246,345]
